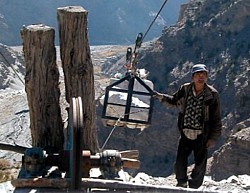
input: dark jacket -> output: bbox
[160,82,222,142]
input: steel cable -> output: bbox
[141,0,169,43]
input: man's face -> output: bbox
[192,71,208,85]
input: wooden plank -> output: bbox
[11,178,218,193]
[81,178,211,192]
[14,189,83,193]
[12,178,68,189]
[122,158,140,169]
[119,150,139,159]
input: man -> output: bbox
[153,64,222,189]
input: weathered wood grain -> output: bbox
[57,6,99,153]
[20,24,64,152]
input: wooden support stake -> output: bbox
[20,24,64,152]
[57,6,98,153]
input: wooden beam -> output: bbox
[12,178,68,189]
[122,158,140,169]
[120,150,139,160]
[12,178,216,192]
[81,178,191,192]
[0,143,27,154]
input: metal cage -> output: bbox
[102,73,154,129]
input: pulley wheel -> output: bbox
[68,96,84,190]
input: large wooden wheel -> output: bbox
[68,97,84,190]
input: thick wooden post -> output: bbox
[57,6,99,152]
[21,24,64,152]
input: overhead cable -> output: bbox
[142,0,169,42]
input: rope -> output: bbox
[101,105,148,151]
[101,117,121,151]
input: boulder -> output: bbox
[210,126,250,181]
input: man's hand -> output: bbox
[152,90,164,101]
[206,139,216,148]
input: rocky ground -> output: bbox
[0,45,249,192]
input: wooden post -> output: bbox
[21,24,64,152]
[57,6,99,152]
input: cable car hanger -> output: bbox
[125,0,170,87]
[125,0,169,75]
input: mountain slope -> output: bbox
[95,0,250,177]
[0,0,249,181]
[135,0,250,177]
[141,0,250,123]
[0,0,188,46]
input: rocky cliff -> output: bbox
[211,119,250,180]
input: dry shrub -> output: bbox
[0,159,15,183]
